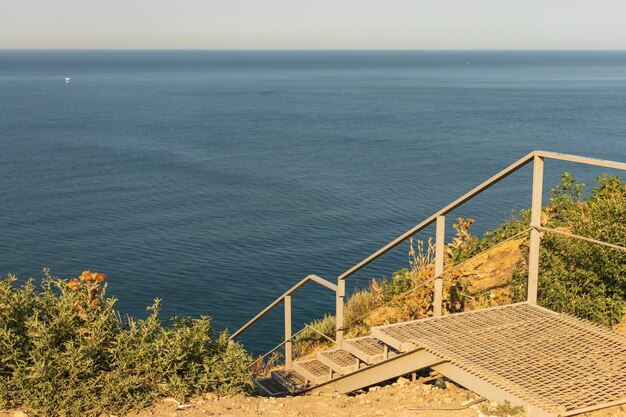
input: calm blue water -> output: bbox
[1,50,625,353]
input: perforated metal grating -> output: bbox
[272,369,307,393]
[374,302,626,416]
[320,349,357,366]
[319,349,359,367]
[346,336,397,356]
[255,377,286,396]
[297,359,331,377]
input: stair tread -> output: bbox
[272,369,308,393]
[344,336,390,355]
[343,336,400,362]
[294,358,332,378]
[254,377,286,397]
[317,348,361,374]
[318,349,359,367]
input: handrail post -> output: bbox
[335,278,345,347]
[284,295,293,369]
[433,215,445,316]
[527,154,544,304]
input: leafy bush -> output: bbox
[381,269,414,303]
[535,173,626,326]
[0,271,251,416]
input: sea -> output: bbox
[1,50,625,353]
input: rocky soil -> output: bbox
[4,376,625,417]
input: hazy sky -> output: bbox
[2,0,626,49]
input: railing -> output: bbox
[229,150,626,369]
[228,274,338,368]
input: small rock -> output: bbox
[368,386,380,392]
[433,378,447,389]
[396,376,410,386]
[203,393,218,401]
[13,412,28,417]
[162,398,181,411]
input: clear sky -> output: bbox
[2,0,626,50]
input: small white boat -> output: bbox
[64,77,71,83]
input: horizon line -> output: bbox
[2,48,626,52]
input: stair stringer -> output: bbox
[432,362,557,417]
[306,348,444,395]
[304,347,558,417]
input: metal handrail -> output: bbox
[538,226,626,252]
[337,151,537,281]
[336,150,626,281]
[536,150,626,171]
[229,274,336,341]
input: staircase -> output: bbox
[255,334,403,397]
[230,152,626,417]
[255,303,626,417]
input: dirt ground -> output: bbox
[4,376,625,417]
[127,379,625,417]
[135,381,624,417]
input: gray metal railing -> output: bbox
[229,150,626,369]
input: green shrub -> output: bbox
[0,271,251,416]
[535,173,626,326]
[381,269,414,303]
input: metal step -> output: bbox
[271,369,308,394]
[254,377,286,397]
[370,325,417,352]
[316,349,361,375]
[292,359,333,384]
[343,335,400,363]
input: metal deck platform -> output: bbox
[371,302,626,416]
